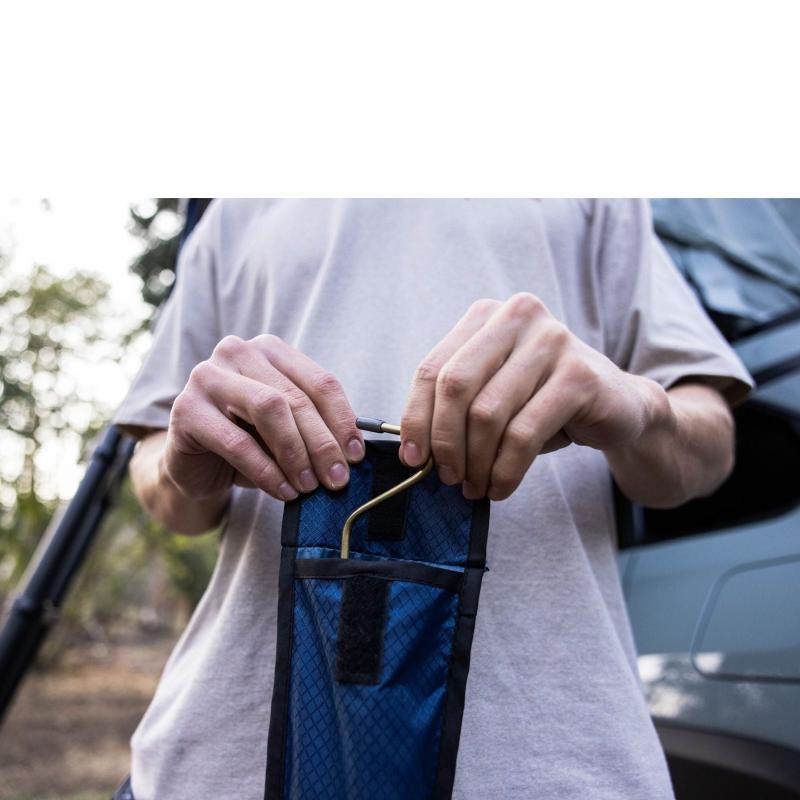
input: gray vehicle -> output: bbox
[618,200,800,799]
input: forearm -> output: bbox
[605,380,735,508]
[130,431,230,535]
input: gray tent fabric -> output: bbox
[651,199,800,339]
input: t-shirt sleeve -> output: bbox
[596,199,753,406]
[113,206,222,439]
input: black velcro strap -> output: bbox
[335,575,389,685]
[366,447,414,541]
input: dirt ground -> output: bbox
[0,636,173,800]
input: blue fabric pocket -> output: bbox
[265,441,489,800]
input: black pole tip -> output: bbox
[355,417,386,433]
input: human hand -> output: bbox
[400,293,669,501]
[163,335,364,502]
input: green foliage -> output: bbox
[1,200,220,656]
[0,262,109,590]
[128,199,182,307]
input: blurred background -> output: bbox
[0,200,217,800]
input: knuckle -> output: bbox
[505,291,545,320]
[311,436,342,463]
[310,370,342,398]
[330,413,359,439]
[254,459,279,490]
[413,358,441,386]
[251,388,288,418]
[505,421,535,450]
[437,365,469,399]
[253,333,283,353]
[430,437,459,466]
[469,397,501,428]
[213,334,245,360]
[562,355,595,388]
[400,410,424,435]
[188,360,215,388]
[221,427,251,458]
[169,392,192,425]
[468,298,500,316]
[277,439,308,467]
[545,320,571,349]
[283,385,311,413]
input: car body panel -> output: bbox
[622,504,800,751]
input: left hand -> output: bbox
[399,293,669,501]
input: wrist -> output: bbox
[604,375,675,461]
[637,375,676,442]
[156,451,230,533]
[157,450,187,497]
[157,450,228,504]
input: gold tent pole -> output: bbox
[340,418,433,559]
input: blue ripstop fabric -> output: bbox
[294,454,475,567]
[285,577,459,800]
[266,441,490,800]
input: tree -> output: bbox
[128,198,182,308]
[1,200,219,658]
[0,260,110,595]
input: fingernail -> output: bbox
[462,481,481,500]
[299,469,318,493]
[278,482,298,501]
[329,462,348,489]
[487,486,504,501]
[346,438,364,461]
[438,465,458,485]
[403,440,421,466]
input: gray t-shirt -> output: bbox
[115,199,752,800]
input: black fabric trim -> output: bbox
[264,546,297,799]
[433,496,490,800]
[265,495,303,797]
[294,557,463,594]
[335,575,390,685]
[279,495,301,547]
[466,497,490,568]
[366,445,414,542]
[433,597,479,799]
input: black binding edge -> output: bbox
[264,498,301,799]
[294,557,462,594]
[432,496,490,799]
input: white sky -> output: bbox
[0,198,173,500]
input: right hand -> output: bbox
[163,334,365,502]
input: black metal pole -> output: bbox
[0,427,135,721]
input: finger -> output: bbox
[189,405,295,501]
[255,335,365,465]
[196,362,318,493]
[464,328,563,497]
[230,349,353,491]
[432,305,544,486]
[488,377,581,501]
[400,299,499,473]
